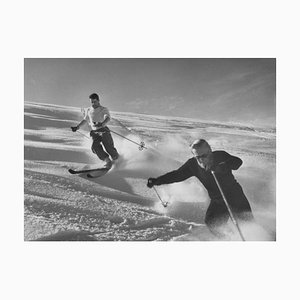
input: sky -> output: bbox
[24,58,276,127]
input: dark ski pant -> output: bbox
[204,183,253,236]
[91,130,119,161]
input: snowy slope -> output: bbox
[24,102,276,241]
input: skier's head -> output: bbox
[190,139,213,169]
[89,93,100,109]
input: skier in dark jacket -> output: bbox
[147,139,253,236]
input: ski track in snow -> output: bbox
[24,102,276,241]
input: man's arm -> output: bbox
[147,159,194,187]
[77,119,87,129]
[219,152,242,170]
[212,151,243,173]
[71,119,87,132]
[94,114,110,128]
[225,155,242,170]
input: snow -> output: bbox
[24,101,276,241]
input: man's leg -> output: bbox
[228,184,255,223]
[204,201,230,238]
[101,131,119,160]
[91,136,110,161]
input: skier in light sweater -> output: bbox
[71,93,119,168]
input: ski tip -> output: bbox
[68,169,76,174]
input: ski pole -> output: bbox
[75,129,146,151]
[112,117,134,134]
[153,186,168,208]
[109,129,147,150]
[211,171,246,241]
[76,130,90,139]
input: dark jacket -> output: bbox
[154,151,243,201]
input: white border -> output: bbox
[2,1,299,299]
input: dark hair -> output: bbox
[190,139,210,149]
[89,93,100,101]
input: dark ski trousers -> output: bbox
[91,128,119,161]
[204,183,253,235]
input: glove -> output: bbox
[90,130,98,138]
[71,126,78,132]
[147,178,157,188]
[93,122,103,128]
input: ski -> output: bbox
[68,167,109,175]
[86,168,111,178]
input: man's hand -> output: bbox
[71,126,78,132]
[93,122,103,128]
[90,130,98,138]
[147,178,157,188]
